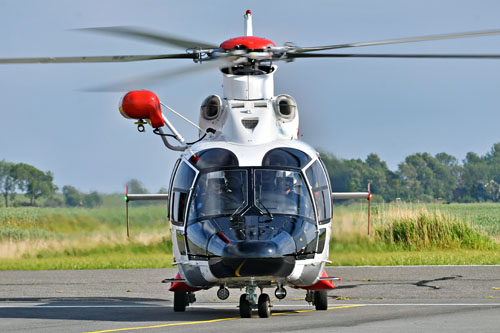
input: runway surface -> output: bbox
[1,266,499,332]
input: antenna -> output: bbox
[244,10,253,36]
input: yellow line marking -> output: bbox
[235,259,247,277]
[85,305,365,332]
[85,317,240,333]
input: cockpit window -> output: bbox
[171,161,196,226]
[254,169,313,218]
[173,161,196,190]
[305,160,332,224]
[262,148,312,169]
[188,170,248,223]
[192,148,239,170]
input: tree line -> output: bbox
[321,142,500,203]
[0,161,57,207]
[0,159,163,208]
[0,160,104,208]
[2,143,500,207]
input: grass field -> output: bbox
[329,202,500,265]
[0,202,499,269]
[0,205,172,269]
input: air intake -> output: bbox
[274,95,297,122]
[201,95,222,120]
[241,118,259,129]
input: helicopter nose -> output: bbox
[221,240,278,258]
[220,231,296,258]
[210,239,296,278]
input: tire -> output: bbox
[314,290,328,310]
[239,294,252,318]
[257,293,271,318]
[173,291,187,312]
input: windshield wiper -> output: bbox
[256,199,274,222]
[229,202,247,222]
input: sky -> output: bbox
[1,0,500,193]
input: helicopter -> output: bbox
[2,9,500,318]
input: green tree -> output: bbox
[0,160,18,207]
[364,153,398,201]
[126,178,148,194]
[320,152,396,202]
[457,152,489,202]
[83,191,103,208]
[62,185,82,207]
[15,163,57,206]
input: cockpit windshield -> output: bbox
[188,170,248,222]
[254,169,313,218]
[187,168,314,223]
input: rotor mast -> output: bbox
[244,10,253,36]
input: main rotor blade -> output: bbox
[288,53,500,59]
[85,60,225,92]
[0,53,196,64]
[77,26,219,50]
[295,29,500,53]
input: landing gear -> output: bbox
[173,291,186,312]
[239,292,272,318]
[239,280,273,318]
[239,294,252,318]
[257,293,271,318]
[173,291,196,312]
[305,290,328,310]
[314,290,328,310]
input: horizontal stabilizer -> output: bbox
[162,277,186,283]
[331,192,369,200]
[319,276,342,281]
[125,193,169,201]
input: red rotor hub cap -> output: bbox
[220,36,276,50]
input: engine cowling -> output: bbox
[119,90,165,128]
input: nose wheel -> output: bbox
[257,293,271,318]
[239,292,272,318]
[239,294,252,318]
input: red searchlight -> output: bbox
[119,90,165,128]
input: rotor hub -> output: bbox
[220,36,276,50]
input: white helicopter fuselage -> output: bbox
[167,66,332,290]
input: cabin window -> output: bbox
[167,159,181,219]
[262,148,311,169]
[171,162,196,226]
[305,160,332,224]
[317,228,327,253]
[172,192,188,225]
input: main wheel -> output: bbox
[314,290,328,310]
[239,294,252,318]
[257,293,271,318]
[173,291,187,312]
